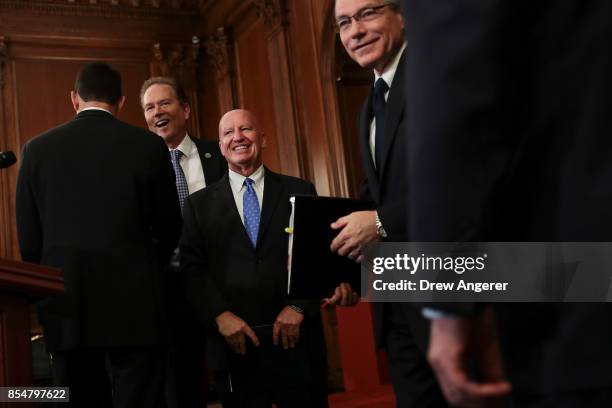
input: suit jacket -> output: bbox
[167,136,226,333]
[358,52,430,349]
[191,136,227,189]
[179,168,326,390]
[16,109,182,353]
[402,0,612,395]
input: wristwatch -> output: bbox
[375,212,388,238]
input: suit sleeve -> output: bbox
[150,140,182,263]
[16,142,43,264]
[402,0,511,314]
[180,196,230,325]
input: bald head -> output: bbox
[218,109,267,177]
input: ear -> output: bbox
[183,103,191,120]
[117,96,126,113]
[261,132,267,148]
[397,12,405,30]
[70,91,80,113]
[219,140,227,158]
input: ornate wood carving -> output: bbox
[150,37,200,84]
[0,0,204,19]
[204,27,231,80]
[254,0,287,30]
[203,27,235,114]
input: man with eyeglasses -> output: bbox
[330,1,447,407]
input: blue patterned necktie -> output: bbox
[373,77,389,174]
[243,178,260,247]
[170,149,189,211]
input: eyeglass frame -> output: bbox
[334,3,395,33]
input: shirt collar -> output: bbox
[171,133,196,157]
[228,165,265,191]
[78,107,112,115]
[374,42,407,90]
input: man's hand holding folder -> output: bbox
[330,210,380,262]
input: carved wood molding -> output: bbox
[150,37,201,88]
[0,0,206,19]
[204,27,232,80]
[254,0,287,30]
[0,38,7,89]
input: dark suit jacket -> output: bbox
[179,169,326,390]
[167,136,226,333]
[191,136,227,188]
[16,109,182,353]
[358,52,430,350]
[402,0,612,395]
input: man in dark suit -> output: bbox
[400,1,612,406]
[141,76,226,408]
[180,109,328,408]
[330,1,446,406]
[16,62,182,408]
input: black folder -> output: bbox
[287,194,373,299]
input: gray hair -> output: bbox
[334,0,401,14]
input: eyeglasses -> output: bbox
[335,4,393,33]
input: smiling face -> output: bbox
[335,0,405,75]
[218,109,266,176]
[142,83,190,149]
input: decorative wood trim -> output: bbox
[254,0,285,30]
[0,258,63,298]
[204,27,235,113]
[0,0,204,20]
[0,38,7,89]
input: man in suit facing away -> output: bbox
[16,62,182,407]
[141,76,227,408]
[330,1,446,406]
[180,109,328,408]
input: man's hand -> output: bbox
[330,210,379,262]
[273,306,304,349]
[322,282,360,308]
[427,307,511,407]
[215,311,260,355]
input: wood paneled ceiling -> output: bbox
[0,0,217,18]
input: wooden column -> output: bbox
[254,0,303,178]
[205,28,236,115]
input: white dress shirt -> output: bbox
[369,42,407,167]
[170,134,206,194]
[79,107,112,115]
[228,165,265,225]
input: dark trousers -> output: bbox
[166,331,207,408]
[52,346,166,408]
[218,385,328,408]
[510,386,612,408]
[384,310,448,408]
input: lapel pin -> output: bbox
[204,153,212,159]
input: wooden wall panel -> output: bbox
[0,2,217,260]
[233,9,282,173]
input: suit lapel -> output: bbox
[257,168,284,248]
[359,92,381,201]
[218,173,254,250]
[192,137,222,185]
[379,52,407,179]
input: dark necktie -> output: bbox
[243,178,260,247]
[170,149,189,211]
[373,78,389,173]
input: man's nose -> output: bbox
[347,19,367,38]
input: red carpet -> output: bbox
[328,385,395,408]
